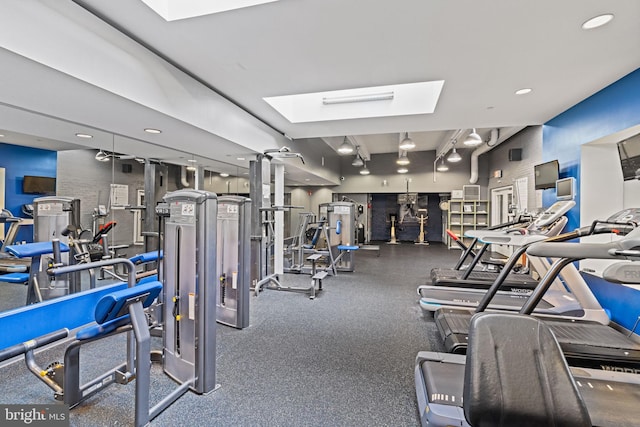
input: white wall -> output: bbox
[580,124,640,276]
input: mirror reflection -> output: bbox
[0,127,249,313]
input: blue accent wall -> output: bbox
[543,68,640,328]
[582,273,640,333]
[543,68,640,231]
[0,143,58,242]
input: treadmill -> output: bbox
[419,221,592,317]
[429,200,575,292]
[415,309,640,427]
[435,209,640,371]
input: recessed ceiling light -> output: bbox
[515,88,532,95]
[0,134,5,137]
[304,178,311,182]
[237,157,246,161]
[144,128,162,134]
[187,159,197,163]
[264,80,444,123]
[75,133,93,138]
[220,172,230,177]
[582,14,614,30]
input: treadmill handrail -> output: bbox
[475,228,584,313]
[475,244,530,313]
[519,257,580,315]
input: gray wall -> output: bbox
[57,150,144,246]
[486,126,543,212]
[336,148,490,195]
[57,150,180,247]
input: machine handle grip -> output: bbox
[336,220,342,235]
[51,239,63,267]
[446,229,460,241]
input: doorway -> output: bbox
[491,185,513,256]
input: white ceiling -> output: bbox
[0,0,639,185]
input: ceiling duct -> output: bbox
[469,128,500,184]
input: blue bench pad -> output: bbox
[338,245,359,251]
[94,281,162,324]
[0,283,127,349]
[77,281,162,341]
[76,316,132,341]
[137,274,158,285]
[0,272,29,283]
[6,241,70,258]
[129,250,163,264]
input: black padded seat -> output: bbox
[463,313,591,427]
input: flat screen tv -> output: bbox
[534,160,559,190]
[617,132,640,181]
[556,177,575,201]
[22,175,56,195]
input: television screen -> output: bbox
[556,177,575,201]
[617,133,640,181]
[534,160,559,190]
[22,175,56,195]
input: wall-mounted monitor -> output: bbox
[616,132,640,181]
[22,175,56,195]
[534,160,559,190]
[556,177,575,201]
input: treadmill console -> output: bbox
[606,208,640,224]
[532,200,576,228]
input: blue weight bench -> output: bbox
[63,281,163,423]
[0,272,29,285]
[0,282,127,354]
[5,241,70,304]
[0,281,165,427]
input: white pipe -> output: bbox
[180,166,190,188]
[470,128,500,184]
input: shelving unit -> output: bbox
[447,200,489,249]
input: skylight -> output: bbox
[263,81,445,123]
[140,0,279,21]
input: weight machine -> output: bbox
[250,148,325,298]
[319,202,359,272]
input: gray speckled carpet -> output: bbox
[0,242,458,426]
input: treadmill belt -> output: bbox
[435,309,471,335]
[547,319,640,350]
[431,267,538,287]
[420,287,554,310]
[574,375,640,426]
[420,361,464,405]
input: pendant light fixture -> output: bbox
[352,146,364,166]
[396,151,410,165]
[338,136,354,154]
[360,161,370,175]
[463,128,482,146]
[397,167,409,174]
[399,132,416,150]
[436,158,449,172]
[448,141,462,163]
